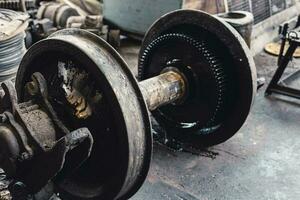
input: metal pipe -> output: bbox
[139,70,186,111]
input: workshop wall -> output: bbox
[228,0,296,24]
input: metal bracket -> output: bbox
[0,73,93,194]
[265,19,300,100]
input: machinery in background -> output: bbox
[0,0,253,52]
[25,1,80,47]
[217,11,254,47]
[0,0,35,12]
[63,0,102,15]
[102,0,226,40]
[32,1,120,48]
[0,0,120,49]
[103,0,183,40]
[265,16,300,100]
[36,1,80,28]
[66,14,120,48]
[102,0,253,47]
[0,9,256,199]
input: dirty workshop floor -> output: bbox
[120,39,300,200]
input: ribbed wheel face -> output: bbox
[16,29,152,200]
[139,10,256,147]
[139,33,230,133]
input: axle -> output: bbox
[139,69,186,111]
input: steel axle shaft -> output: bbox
[139,70,186,111]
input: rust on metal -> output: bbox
[58,61,93,119]
[139,70,186,111]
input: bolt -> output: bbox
[19,152,30,161]
[10,182,28,198]
[25,81,39,96]
[12,182,26,191]
[0,114,7,123]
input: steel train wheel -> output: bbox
[138,10,257,147]
[16,29,152,200]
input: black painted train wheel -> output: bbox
[138,10,257,147]
[16,29,152,200]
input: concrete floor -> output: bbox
[120,41,300,200]
[1,40,299,200]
